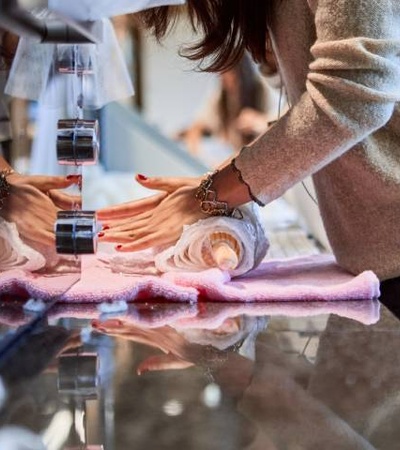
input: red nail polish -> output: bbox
[102,225,110,230]
[98,232,104,237]
[137,174,148,181]
[116,245,122,250]
[66,175,75,180]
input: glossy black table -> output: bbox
[0,284,398,450]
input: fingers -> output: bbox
[97,192,167,220]
[113,230,179,252]
[99,226,178,251]
[135,174,200,193]
[22,228,55,248]
[23,174,81,191]
[48,190,82,210]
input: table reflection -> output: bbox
[0,297,399,449]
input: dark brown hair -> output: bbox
[137,1,272,72]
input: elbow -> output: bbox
[306,76,397,139]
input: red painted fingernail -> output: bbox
[66,175,75,180]
[98,232,105,237]
[116,245,123,250]
[137,174,148,181]
[102,225,110,230]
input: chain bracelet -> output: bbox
[195,170,243,220]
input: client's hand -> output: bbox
[10,173,82,209]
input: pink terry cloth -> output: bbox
[0,253,380,303]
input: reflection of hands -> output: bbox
[92,319,199,372]
[98,185,205,252]
[10,173,81,209]
[1,174,80,250]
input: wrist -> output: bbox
[195,170,244,219]
[230,158,264,207]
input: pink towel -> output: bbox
[0,253,380,303]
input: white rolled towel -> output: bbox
[154,203,269,277]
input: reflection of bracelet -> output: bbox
[195,170,243,220]
[199,340,245,382]
[0,169,15,210]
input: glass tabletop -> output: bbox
[0,292,398,450]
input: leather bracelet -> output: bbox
[0,168,15,210]
[195,170,243,220]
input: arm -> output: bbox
[227,0,400,206]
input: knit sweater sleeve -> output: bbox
[234,0,400,204]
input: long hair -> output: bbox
[137,0,272,72]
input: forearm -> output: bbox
[233,0,400,205]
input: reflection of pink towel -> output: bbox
[0,299,380,328]
[53,299,380,326]
[0,254,379,303]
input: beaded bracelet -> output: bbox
[0,169,15,210]
[195,170,243,220]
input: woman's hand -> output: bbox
[99,186,205,251]
[91,319,203,373]
[97,174,201,221]
[135,173,201,193]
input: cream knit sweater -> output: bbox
[235,0,400,280]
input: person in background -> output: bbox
[99,0,400,284]
[0,29,79,253]
[0,30,17,163]
[175,52,266,158]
